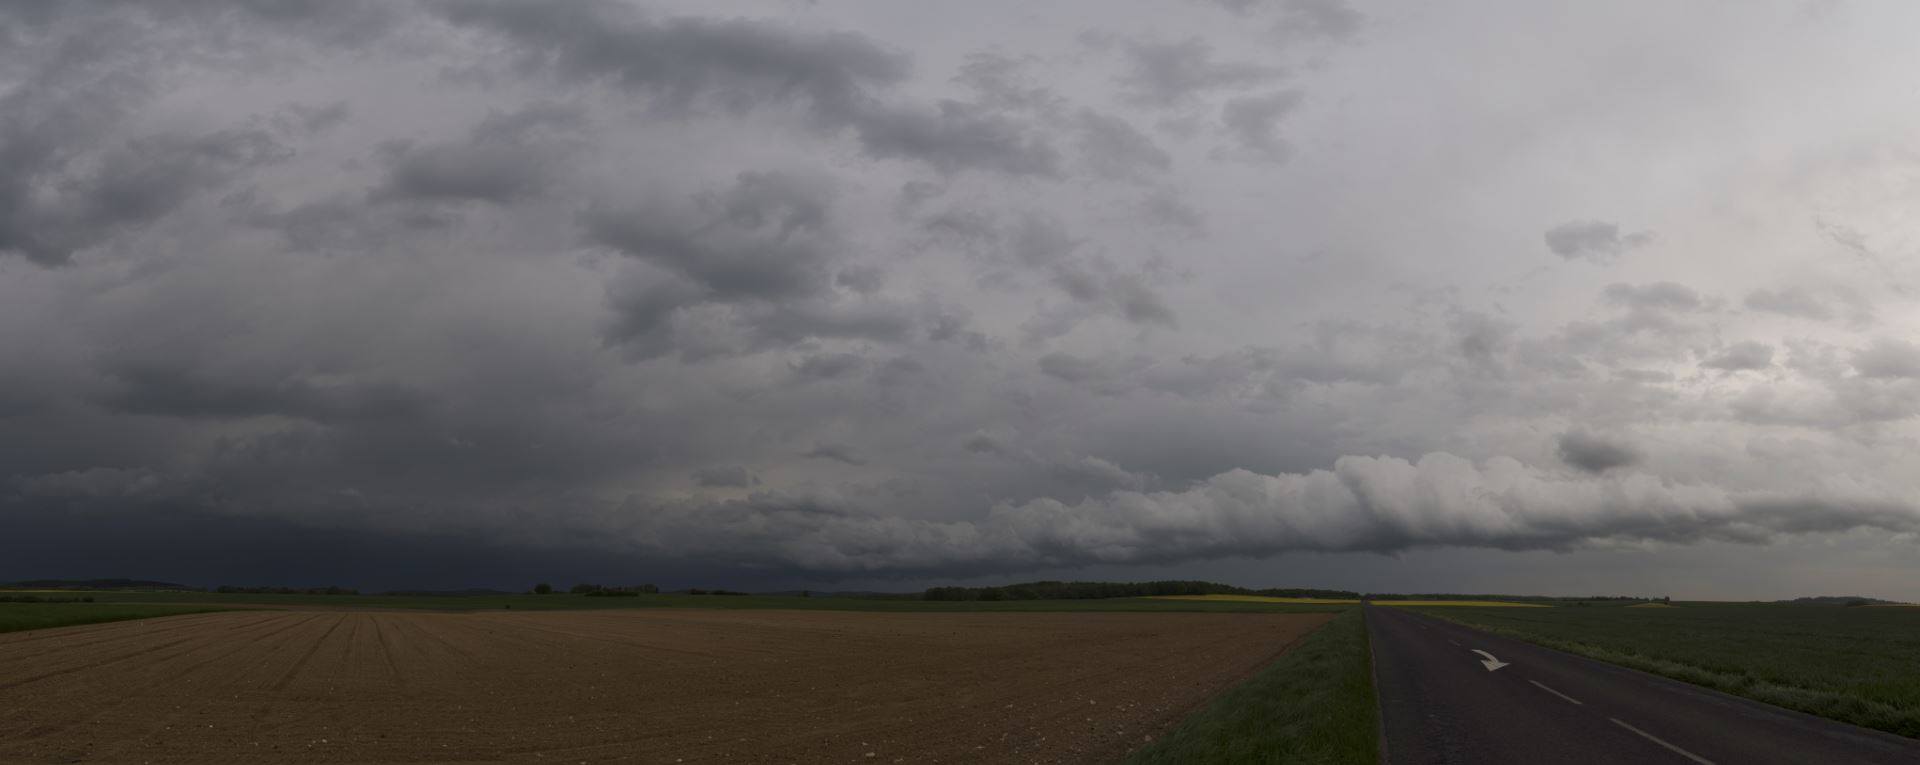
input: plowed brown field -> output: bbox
[0,608,1331,764]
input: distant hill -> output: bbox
[3,578,194,591]
[379,588,516,596]
[1779,595,1901,606]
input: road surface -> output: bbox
[1367,604,1920,764]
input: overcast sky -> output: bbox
[6,0,1920,599]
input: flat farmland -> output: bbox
[0,608,1333,764]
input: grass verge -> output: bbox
[0,603,232,634]
[1411,603,1920,738]
[1128,608,1378,764]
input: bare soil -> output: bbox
[0,608,1332,764]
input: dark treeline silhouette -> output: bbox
[570,583,661,596]
[1779,595,1897,606]
[923,580,1363,602]
[4,578,190,590]
[214,585,358,595]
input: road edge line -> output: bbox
[1609,717,1714,765]
[1528,679,1583,706]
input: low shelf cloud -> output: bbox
[5,1,1920,597]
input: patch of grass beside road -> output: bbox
[1413,602,1920,738]
[1129,608,1377,764]
[0,603,231,634]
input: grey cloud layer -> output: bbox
[5,1,1920,589]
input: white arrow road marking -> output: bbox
[1472,649,1509,671]
[1610,718,1714,764]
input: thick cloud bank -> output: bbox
[612,453,1918,574]
[6,2,1920,589]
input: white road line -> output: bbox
[1528,679,1582,705]
[1448,639,1460,646]
[1610,718,1714,765]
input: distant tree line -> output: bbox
[922,580,1363,602]
[569,583,661,597]
[214,585,358,595]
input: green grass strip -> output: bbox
[1130,608,1379,764]
[0,603,234,634]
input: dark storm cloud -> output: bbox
[374,103,585,205]
[1214,90,1302,162]
[7,1,1920,595]
[802,442,866,466]
[851,99,1062,176]
[1557,430,1639,473]
[834,264,885,294]
[1603,281,1703,312]
[1049,262,1179,327]
[1703,341,1774,372]
[1452,311,1517,369]
[1038,351,1105,383]
[588,171,897,358]
[927,210,1178,330]
[692,465,758,488]
[954,52,1062,114]
[436,0,1056,177]
[1074,110,1172,181]
[790,352,866,381]
[434,0,906,118]
[962,432,1009,456]
[97,364,423,423]
[1545,220,1652,262]
[1745,286,1834,320]
[1853,338,1920,379]
[1137,191,1207,233]
[1205,0,1366,43]
[0,0,418,266]
[1271,0,1367,43]
[0,111,291,265]
[588,171,835,301]
[1116,38,1277,109]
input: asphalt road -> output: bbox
[1367,604,1920,764]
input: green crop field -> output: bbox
[0,602,234,635]
[1130,608,1376,764]
[1412,602,1920,738]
